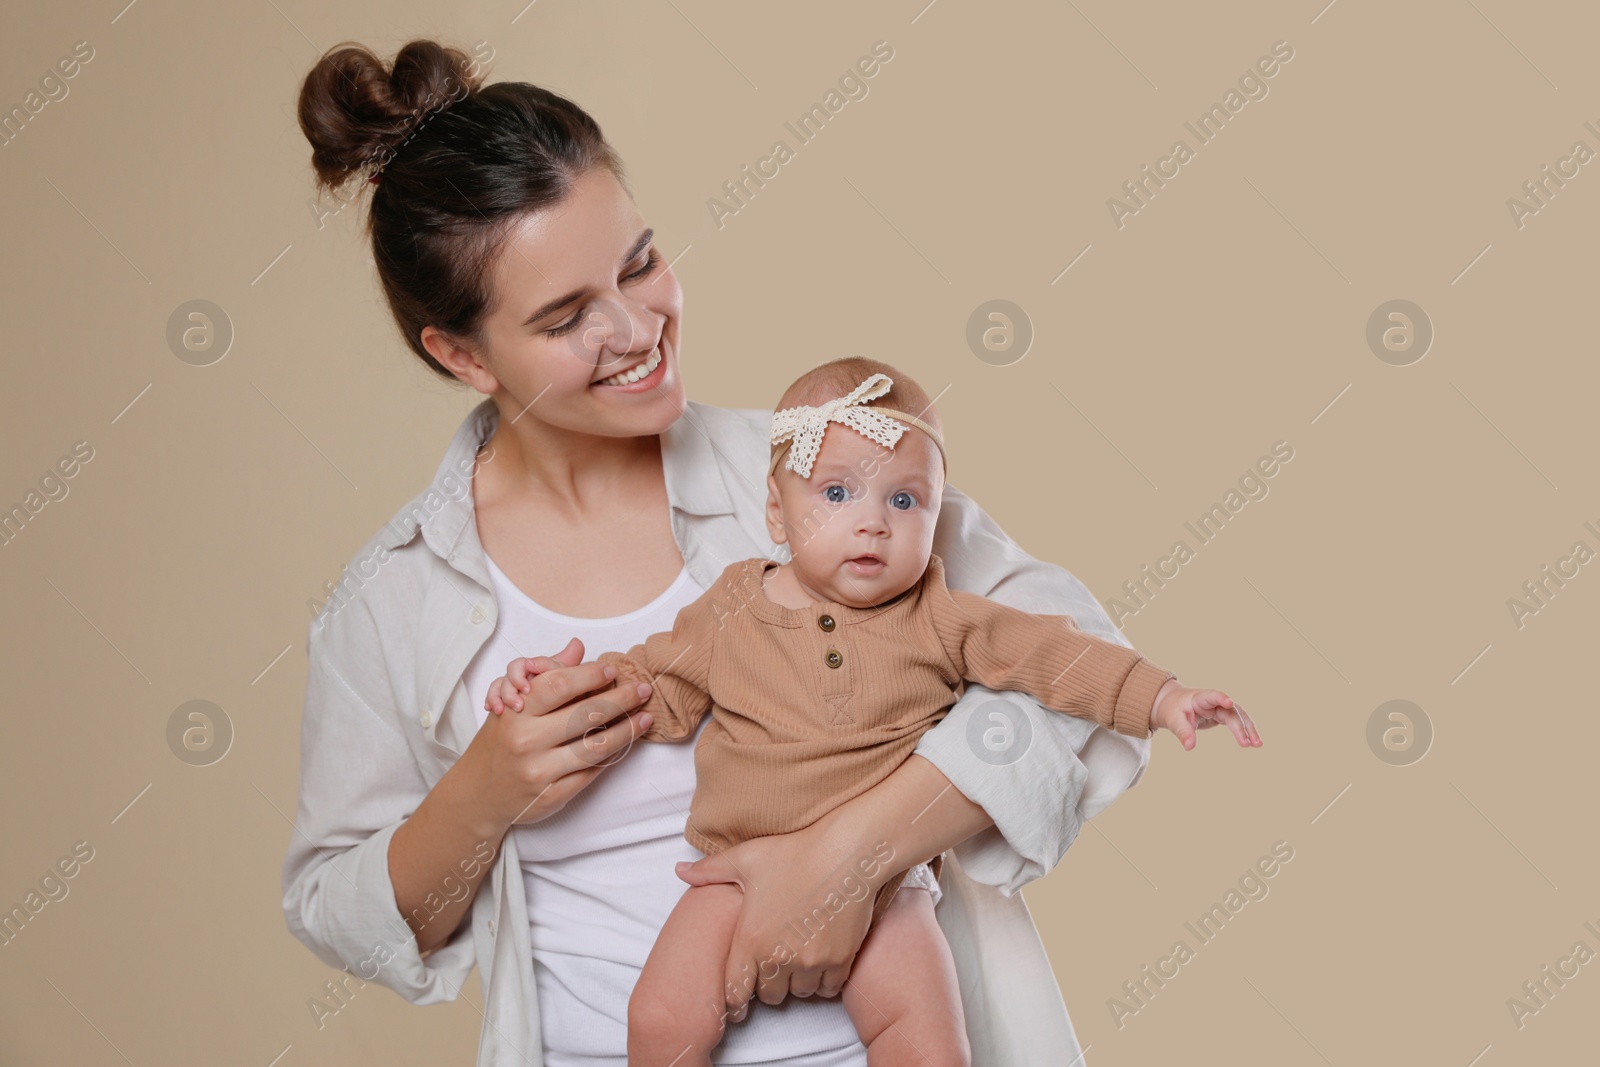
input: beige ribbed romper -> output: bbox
[595,552,1175,924]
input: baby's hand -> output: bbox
[1149,679,1262,750]
[484,656,544,716]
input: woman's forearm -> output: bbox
[816,752,993,888]
[387,749,509,955]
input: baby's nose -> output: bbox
[855,507,889,535]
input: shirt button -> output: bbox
[825,649,842,668]
[420,710,433,729]
[817,614,835,632]
[470,606,486,625]
[486,919,497,937]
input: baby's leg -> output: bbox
[842,886,971,1067]
[628,882,744,1067]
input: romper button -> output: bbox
[817,614,835,632]
[825,649,842,668]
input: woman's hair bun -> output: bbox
[298,39,484,193]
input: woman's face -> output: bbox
[436,166,686,440]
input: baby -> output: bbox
[484,357,1260,1066]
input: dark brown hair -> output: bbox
[298,39,627,380]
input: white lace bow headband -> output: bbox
[768,372,946,479]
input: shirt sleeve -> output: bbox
[929,585,1175,739]
[911,479,1164,896]
[594,582,718,743]
[279,606,476,1006]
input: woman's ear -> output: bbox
[421,325,500,395]
[764,474,789,546]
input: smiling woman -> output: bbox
[421,170,687,454]
[283,37,1157,1067]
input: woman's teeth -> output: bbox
[596,347,662,387]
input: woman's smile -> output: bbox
[594,342,667,390]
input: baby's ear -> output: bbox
[764,474,788,545]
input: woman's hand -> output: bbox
[461,636,656,833]
[673,815,887,1019]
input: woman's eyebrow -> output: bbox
[521,227,655,327]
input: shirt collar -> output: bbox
[373,396,738,562]
[659,400,737,518]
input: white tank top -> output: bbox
[465,551,872,1066]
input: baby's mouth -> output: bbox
[845,554,886,572]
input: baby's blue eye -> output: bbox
[891,491,917,511]
[823,484,850,504]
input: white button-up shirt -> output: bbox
[280,398,1152,1066]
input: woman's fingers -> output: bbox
[558,703,654,776]
[496,715,647,829]
[504,762,605,827]
[550,681,649,740]
[754,968,791,1007]
[521,661,623,716]
[788,970,821,998]
[816,965,850,999]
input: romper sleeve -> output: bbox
[594,579,720,743]
[911,479,1167,896]
[927,581,1176,740]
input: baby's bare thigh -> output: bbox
[841,887,969,1061]
[630,883,744,1046]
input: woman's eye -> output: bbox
[543,313,583,338]
[823,485,849,504]
[544,250,662,338]
[624,248,662,282]
[891,491,917,511]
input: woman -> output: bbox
[281,39,1162,1067]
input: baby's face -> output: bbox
[764,423,944,608]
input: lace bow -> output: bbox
[769,373,910,478]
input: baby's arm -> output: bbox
[485,583,722,743]
[932,588,1258,747]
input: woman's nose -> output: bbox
[576,295,660,367]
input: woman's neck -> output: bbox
[479,410,662,516]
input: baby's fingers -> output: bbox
[488,678,524,714]
[1230,703,1263,747]
[1164,710,1198,751]
[506,657,538,693]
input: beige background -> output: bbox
[2,0,1595,1062]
